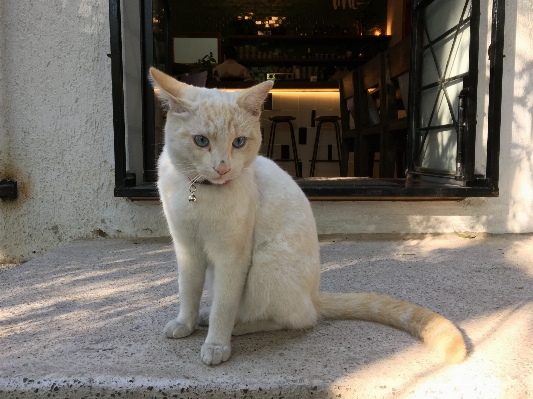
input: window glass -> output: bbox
[414,0,472,175]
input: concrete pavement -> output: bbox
[1,234,532,398]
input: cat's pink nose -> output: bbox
[214,166,230,176]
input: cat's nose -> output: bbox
[214,166,230,176]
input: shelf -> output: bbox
[226,35,390,68]
[238,58,367,65]
[228,35,391,40]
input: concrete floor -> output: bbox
[1,234,532,398]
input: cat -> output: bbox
[149,67,467,366]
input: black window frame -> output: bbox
[109,0,505,200]
[409,0,479,182]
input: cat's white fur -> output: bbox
[150,67,466,366]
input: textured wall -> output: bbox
[1,0,532,263]
[0,0,168,262]
[497,0,533,233]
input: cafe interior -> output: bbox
[152,0,413,179]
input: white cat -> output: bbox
[150,67,466,366]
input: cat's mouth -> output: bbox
[192,177,230,185]
[211,178,230,185]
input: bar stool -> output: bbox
[310,115,342,177]
[266,116,302,177]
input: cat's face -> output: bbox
[150,68,273,184]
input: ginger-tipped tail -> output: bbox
[317,291,466,364]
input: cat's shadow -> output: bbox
[191,324,313,346]
[189,320,419,371]
[188,324,316,359]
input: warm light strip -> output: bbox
[270,88,339,93]
[219,88,339,93]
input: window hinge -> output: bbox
[124,173,136,187]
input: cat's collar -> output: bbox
[187,177,229,202]
[191,179,213,185]
[188,177,229,186]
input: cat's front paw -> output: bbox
[163,319,194,338]
[200,343,231,365]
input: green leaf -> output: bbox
[454,230,477,239]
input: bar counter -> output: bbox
[209,80,339,92]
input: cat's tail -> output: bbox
[317,291,466,364]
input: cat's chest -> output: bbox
[163,180,254,226]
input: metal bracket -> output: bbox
[0,180,18,200]
[125,173,137,187]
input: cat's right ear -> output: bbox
[149,67,191,114]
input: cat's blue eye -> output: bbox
[232,137,246,148]
[194,135,210,147]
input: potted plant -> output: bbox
[195,52,217,82]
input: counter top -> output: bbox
[209,80,339,92]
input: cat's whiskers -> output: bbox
[240,176,261,204]
[236,175,259,208]
[187,174,201,190]
[240,168,265,199]
[172,160,198,166]
[174,165,201,177]
[175,166,198,171]
[175,166,199,173]
[179,170,202,184]
[235,179,247,201]
[237,179,258,210]
[241,167,265,194]
[172,162,197,174]
[176,168,198,175]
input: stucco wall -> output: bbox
[0,0,168,262]
[1,0,532,263]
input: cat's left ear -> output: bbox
[236,80,274,117]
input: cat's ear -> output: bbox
[149,67,192,114]
[236,80,274,117]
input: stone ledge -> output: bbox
[1,235,532,398]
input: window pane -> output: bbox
[414,0,471,175]
[419,128,457,173]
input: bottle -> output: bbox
[306,48,312,59]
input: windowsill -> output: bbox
[114,178,498,200]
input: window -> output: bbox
[109,0,505,199]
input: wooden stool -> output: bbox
[267,116,301,178]
[310,115,342,177]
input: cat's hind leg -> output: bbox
[197,266,214,326]
[232,320,285,336]
[238,253,320,334]
[198,306,211,326]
